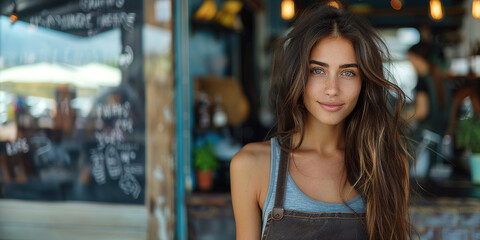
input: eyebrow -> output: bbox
[309,60,358,69]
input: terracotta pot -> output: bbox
[196,170,214,191]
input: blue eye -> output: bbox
[311,68,324,74]
[342,71,355,77]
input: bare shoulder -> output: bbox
[230,141,271,239]
[231,141,271,175]
[230,141,271,203]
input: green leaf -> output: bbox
[456,115,480,153]
[193,143,219,171]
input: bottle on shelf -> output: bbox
[212,94,227,128]
[195,92,211,130]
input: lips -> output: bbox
[318,102,344,111]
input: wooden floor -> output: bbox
[0,200,148,240]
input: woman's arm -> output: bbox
[403,92,429,122]
[412,92,429,121]
[230,146,263,239]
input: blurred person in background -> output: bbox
[406,42,451,132]
[230,6,412,240]
[405,42,452,178]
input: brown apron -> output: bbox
[262,148,368,240]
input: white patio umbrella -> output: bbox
[74,63,121,88]
[0,62,121,90]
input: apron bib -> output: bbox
[262,148,368,240]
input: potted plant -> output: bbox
[193,143,219,191]
[456,115,480,184]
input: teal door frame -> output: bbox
[174,0,191,239]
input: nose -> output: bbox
[324,75,339,97]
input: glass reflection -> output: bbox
[0,6,145,203]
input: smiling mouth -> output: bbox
[318,102,344,111]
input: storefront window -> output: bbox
[0,0,145,204]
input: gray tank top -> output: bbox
[261,138,366,236]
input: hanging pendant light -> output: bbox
[281,0,295,20]
[9,0,18,23]
[429,0,444,21]
[9,12,18,23]
[327,1,340,9]
[390,0,402,10]
[473,0,480,19]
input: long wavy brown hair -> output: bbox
[269,6,413,240]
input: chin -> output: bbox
[322,119,345,126]
[314,116,346,126]
[306,107,354,127]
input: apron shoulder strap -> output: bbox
[272,147,289,220]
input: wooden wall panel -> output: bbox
[144,0,176,239]
[145,58,176,239]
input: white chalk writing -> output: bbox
[6,138,29,156]
[124,164,143,175]
[96,12,136,31]
[90,149,106,184]
[95,102,130,119]
[95,128,124,147]
[79,0,125,11]
[119,171,141,199]
[90,101,143,199]
[105,144,122,179]
[115,118,133,133]
[29,12,135,32]
[119,45,134,67]
[30,13,94,31]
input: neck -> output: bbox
[293,116,345,155]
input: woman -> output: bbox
[230,6,412,240]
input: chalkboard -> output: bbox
[0,0,145,204]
